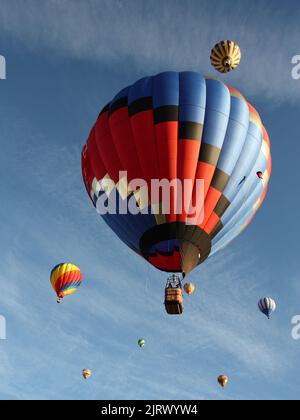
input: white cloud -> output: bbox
[0,132,295,398]
[0,6,297,396]
[0,0,299,104]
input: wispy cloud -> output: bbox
[0,0,299,400]
[0,115,297,399]
[0,0,299,104]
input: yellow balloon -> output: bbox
[183,282,195,295]
[82,368,92,379]
[210,40,241,73]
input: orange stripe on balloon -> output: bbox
[177,139,201,223]
[204,212,220,235]
[155,121,178,223]
[54,270,82,294]
[200,187,222,229]
[194,162,216,198]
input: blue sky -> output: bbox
[0,0,300,400]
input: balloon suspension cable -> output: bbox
[166,273,183,289]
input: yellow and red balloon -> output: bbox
[50,263,82,302]
[184,282,195,295]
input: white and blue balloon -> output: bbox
[258,297,276,319]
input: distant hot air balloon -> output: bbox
[81,71,271,313]
[138,339,145,348]
[218,375,228,388]
[210,40,241,73]
[82,368,92,379]
[257,171,264,180]
[184,282,195,295]
[50,263,82,303]
[258,297,276,319]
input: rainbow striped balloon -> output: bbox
[50,263,82,302]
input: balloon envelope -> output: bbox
[138,339,145,348]
[210,40,241,73]
[50,263,82,300]
[82,368,92,379]
[258,297,276,319]
[218,375,228,388]
[183,282,195,295]
[82,72,271,278]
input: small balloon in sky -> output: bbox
[82,368,92,379]
[183,282,195,295]
[258,297,276,319]
[210,40,241,73]
[50,263,82,303]
[218,375,229,388]
[138,339,145,348]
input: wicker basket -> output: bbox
[164,286,183,315]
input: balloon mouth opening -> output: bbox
[139,223,211,277]
[223,56,232,67]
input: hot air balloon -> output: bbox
[183,282,195,295]
[218,375,228,388]
[50,263,82,303]
[210,40,241,73]
[138,339,145,348]
[81,72,271,313]
[258,297,276,319]
[82,368,92,379]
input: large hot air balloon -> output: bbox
[210,40,241,73]
[50,263,82,303]
[218,375,228,388]
[82,72,271,311]
[258,297,276,319]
